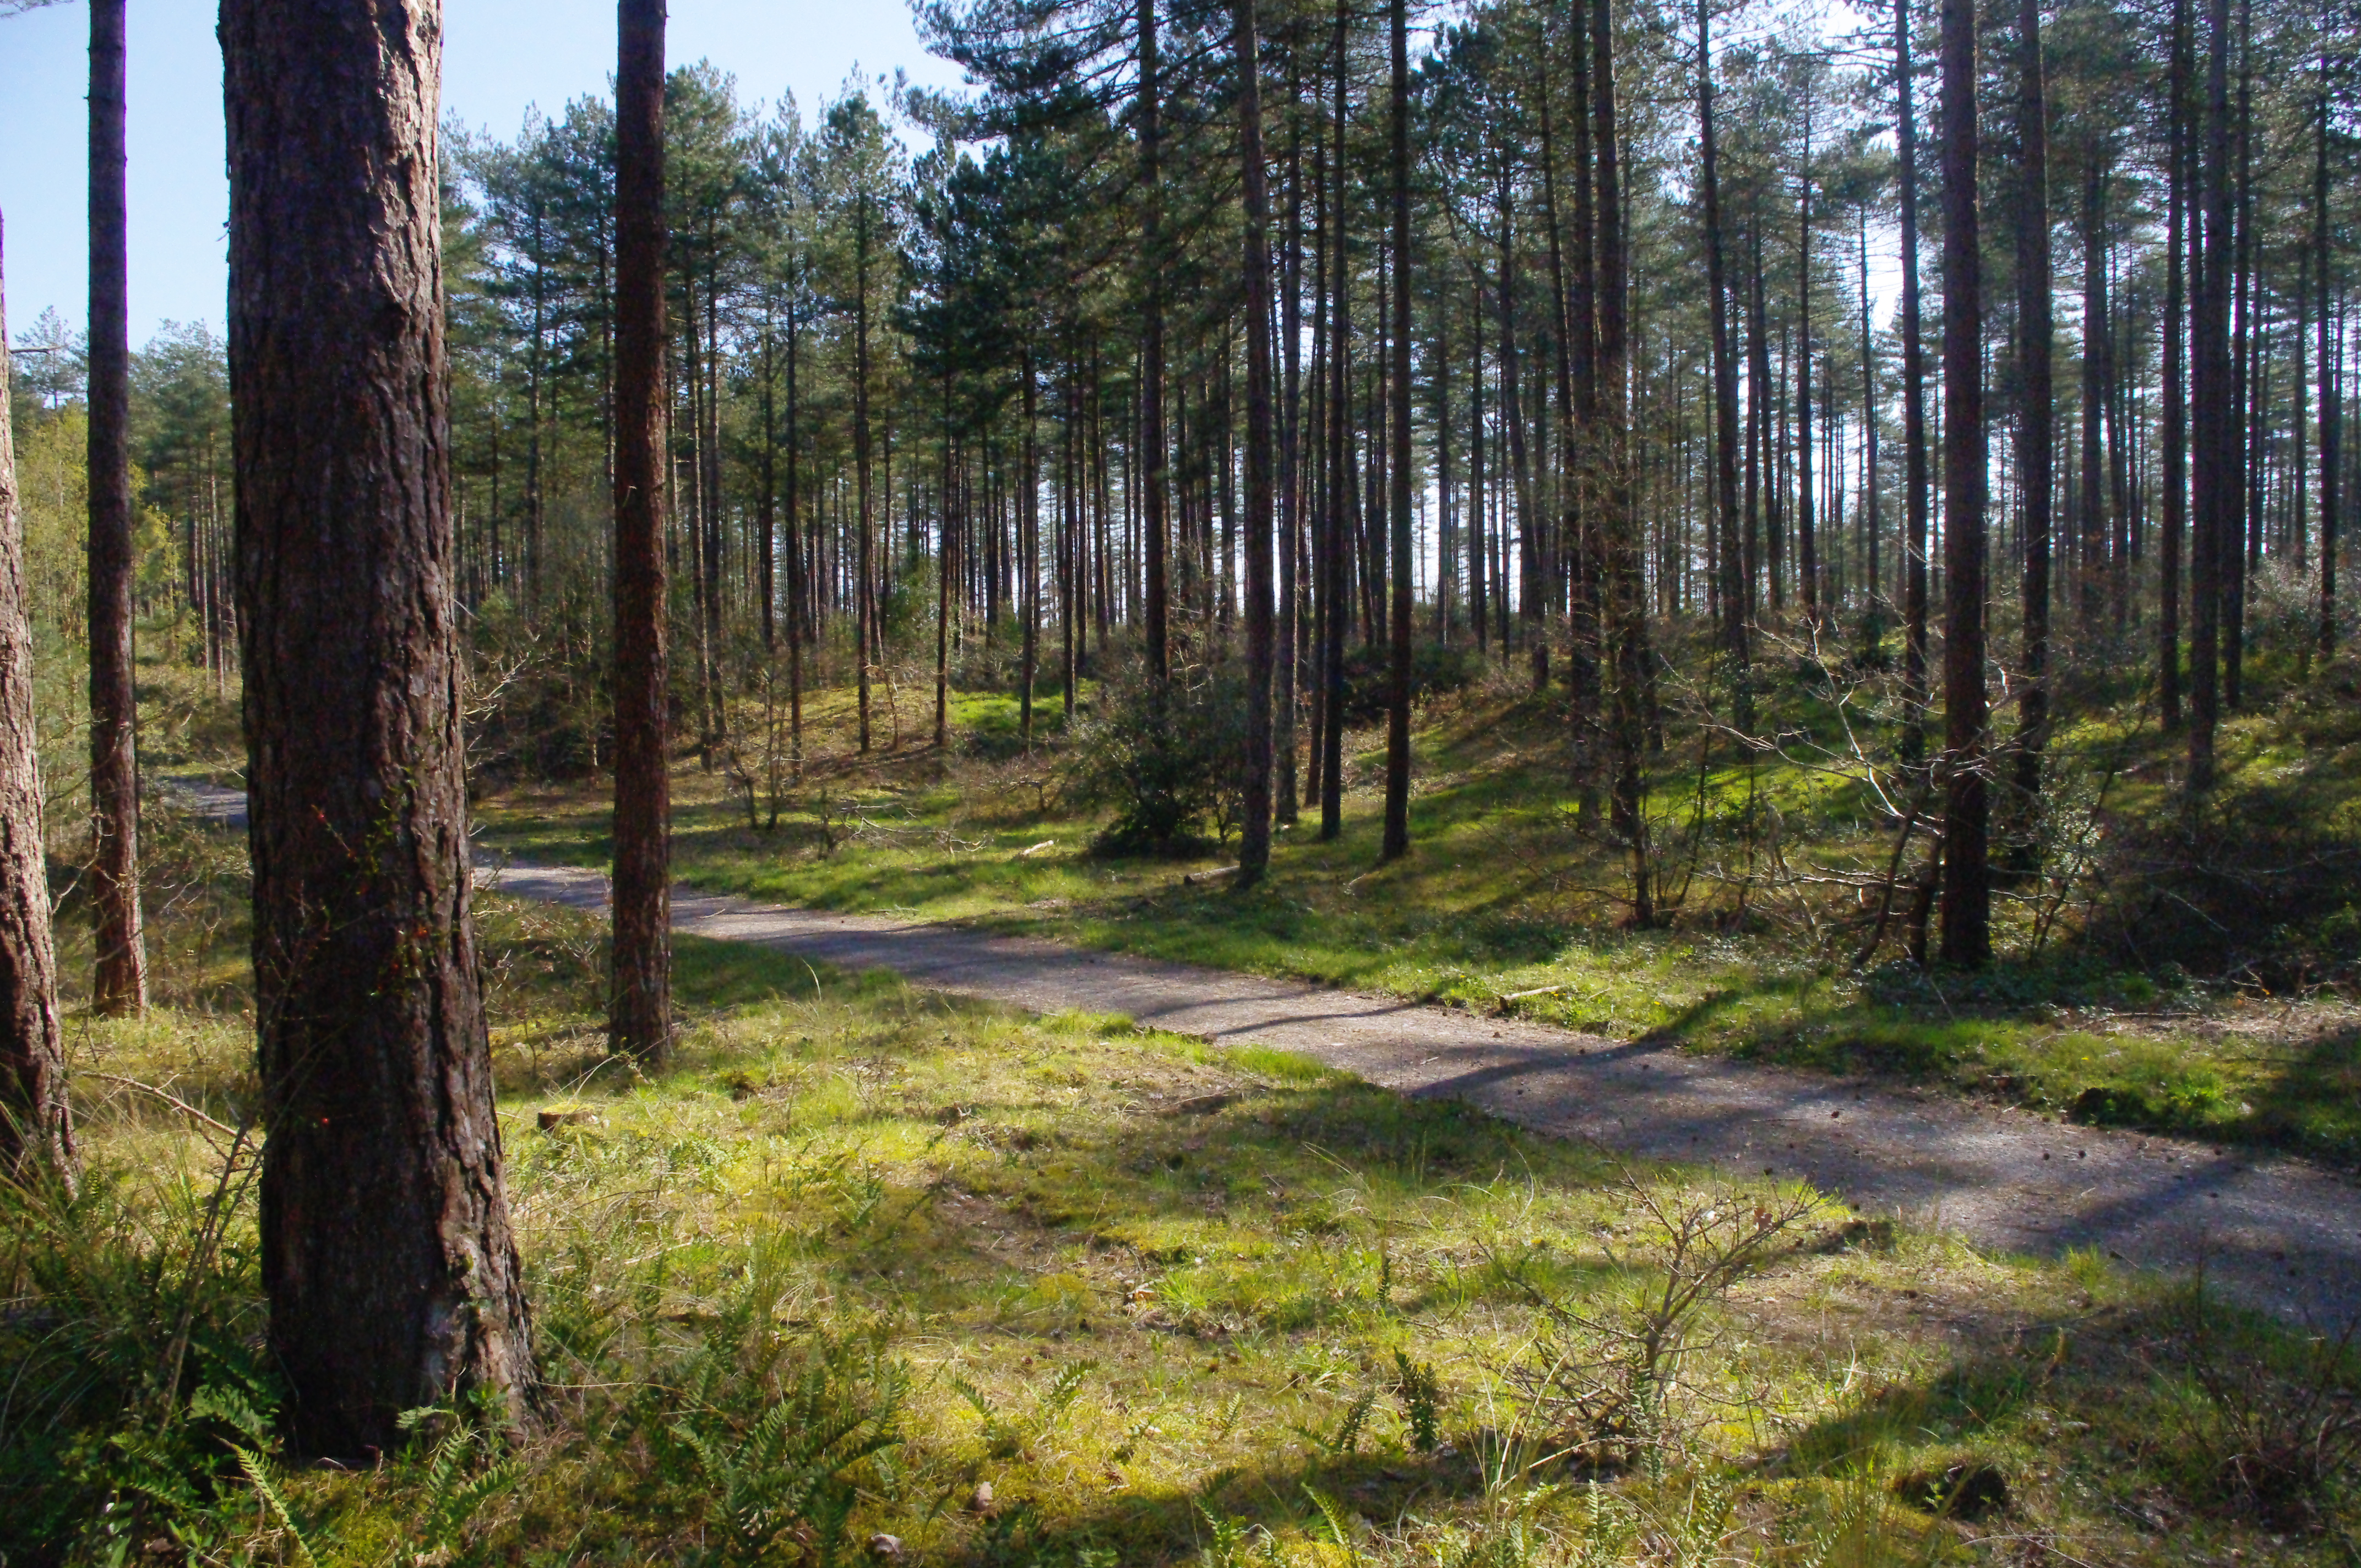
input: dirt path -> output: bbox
[171,781,2361,1320]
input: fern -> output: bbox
[231,1445,319,1568]
[1291,1384,1378,1457]
[1300,1484,1364,1567]
[673,1355,906,1566]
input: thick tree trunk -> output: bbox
[0,222,71,1181]
[222,0,532,1456]
[1238,0,1277,883]
[1381,0,1412,863]
[2012,0,2053,858]
[1938,0,1990,966]
[611,0,672,1061]
[88,0,146,1018]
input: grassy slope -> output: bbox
[474,671,2361,1172]
[26,875,2361,1564]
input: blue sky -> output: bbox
[0,0,969,346]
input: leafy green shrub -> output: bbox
[1068,662,1247,854]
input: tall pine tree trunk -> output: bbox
[1139,0,1171,684]
[88,0,146,1017]
[1380,0,1412,862]
[1595,0,1650,924]
[611,0,673,1063]
[1938,0,1990,966]
[1239,0,1277,882]
[2012,0,2053,858]
[1697,0,1746,683]
[2190,0,2232,791]
[0,221,70,1182]
[2162,0,2189,726]
[222,0,532,1455]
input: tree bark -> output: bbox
[1237,0,1277,883]
[0,219,72,1182]
[1595,0,1651,924]
[1938,0,1990,966]
[611,0,673,1063]
[1139,0,1171,685]
[2190,0,2232,791]
[2012,0,2053,856]
[222,0,532,1456]
[2318,73,2340,655]
[88,0,146,1017]
[1380,0,1412,863]
[1319,0,1349,842]
[1697,0,1746,682]
[2161,0,2189,727]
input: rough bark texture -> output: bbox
[1237,0,1276,884]
[222,0,531,1457]
[0,219,72,1180]
[1381,0,1412,863]
[1938,0,1990,966]
[88,0,146,1018]
[611,0,673,1063]
[2317,80,2339,656]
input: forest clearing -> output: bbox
[4,0,2361,1556]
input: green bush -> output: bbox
[1067,662,1247,854]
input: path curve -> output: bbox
[171,781,2361,1321]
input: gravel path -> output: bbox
[171,781,2361,1321]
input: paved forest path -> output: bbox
[173,781,2361,1320]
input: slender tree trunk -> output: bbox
[1594,0,1650,923]
[2012,0,2053,858]
[2318,72,2340,654]
[88,0,146,1017]
[1140,0,1171,684]
[2190,0,2232,790]
[2079,161,2108,635]
[1938,0,1990,966]
[1796,92,1818,623]
[222,0,532,1455]
[1021,349,1040,748]
[1237,0,1277,881]
[856,214,875,752]
[2162,0,2189,725]
[1277,47,1304,826]
[1381,0,1412,862]
[611,0,673,1062]
[0,221,70,1182]
[1697,0,1745,683]
[1320,0,1349,842]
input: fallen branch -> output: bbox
[1019,839,1058,858]
[1184,864,1242,886]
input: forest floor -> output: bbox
[470,655,2361,1179]
[28,835,2361,1565]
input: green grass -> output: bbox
[472,662,2361,1171]
[22,879,2361,1564]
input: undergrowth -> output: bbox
[9,878,2361,1563]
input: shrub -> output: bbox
[1067,661,1247,855]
